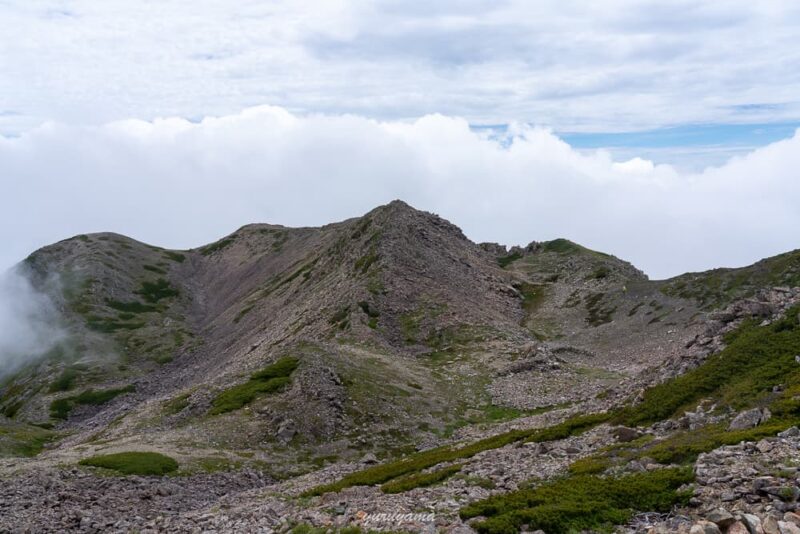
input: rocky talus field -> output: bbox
[2,201,800,534]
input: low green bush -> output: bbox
[209,357,299,415]
[136,278,179,303]
[50,385,135,420]
[460,467,693,534]
[381,464,461,494]
[78,451,178,475]
[48,368,80,393]
[105,299,157,313]
[200,238,235,256]
[497,252,522,268]
[615,304,800,427]
[163,251,186,263]
[303,411,611,496]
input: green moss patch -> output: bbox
[209,356,299,415]
[78,451,178,475]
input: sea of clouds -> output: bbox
[1,106,798,280]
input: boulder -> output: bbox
[360,453,378,464]
[691,521,722,534]
[708,509,736,528]
[728,521,752,534]
[765,517,781,534]
[729,408,770,431]
[778,521,800,534]
[741,514,765,534]
[613,426,643,443]
[785,514,800,528]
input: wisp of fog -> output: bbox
[0,267,63,378]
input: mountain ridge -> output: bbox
[2,200,800,533]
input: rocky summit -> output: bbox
[2,200,800,533]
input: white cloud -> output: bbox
[1,1,800,134]
[1,106,798,279]
[0,268,63,377]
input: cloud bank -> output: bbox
[1,106,799,279]
[2,1,800,134]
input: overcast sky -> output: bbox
[1,1,800,278]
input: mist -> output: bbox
[0,266,63,378]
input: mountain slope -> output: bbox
[1,201,799,533]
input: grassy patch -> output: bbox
[660,250,800,308]
[50,385,135,420]
[303,412,610,496]
[541,239,584,254]
[498,251,523,268]
[233,304,255,324]
[163,393,191,415]
[209,357,299,415]
[201,237,235,256]
[460,467,693,534]
[615,305,800,427]
[143,264,167,275]
[48,367,81,393]
[585,292,616,326]
[641,420,795,465]
[517,283,546,316]
[0,422,55,457]
[381,464,461,493]
[105,299,157,313]
[163,251,186,263]
[399,312,422,344]
[86,316,145,332]
[78,451,178,475]
[329,306,351,331]
[354,247,379,274]
[135,278,179,303]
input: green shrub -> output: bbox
[105,299,157,313]
[200,238,235,256]
[303,411,610,496]
[358,301,380,318]
[0,422,55,457]
[460,467,693,534]
[355,248,379,273]
[568,455,612,475]
[381,464,461,493]
[541,239,583,254]
[86,317,146,332]
[233,304,254,324]
[163,251,186,263]
[50,385,135,420]
[642,420,794,464]
[78,451,178,475]
[48,368,80,393]
[136,278,179,303]
[209,357,299,415]
[143,264,167,275]
[615,304,800,427]
[498,252,522,268]
[163,393,191,415]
